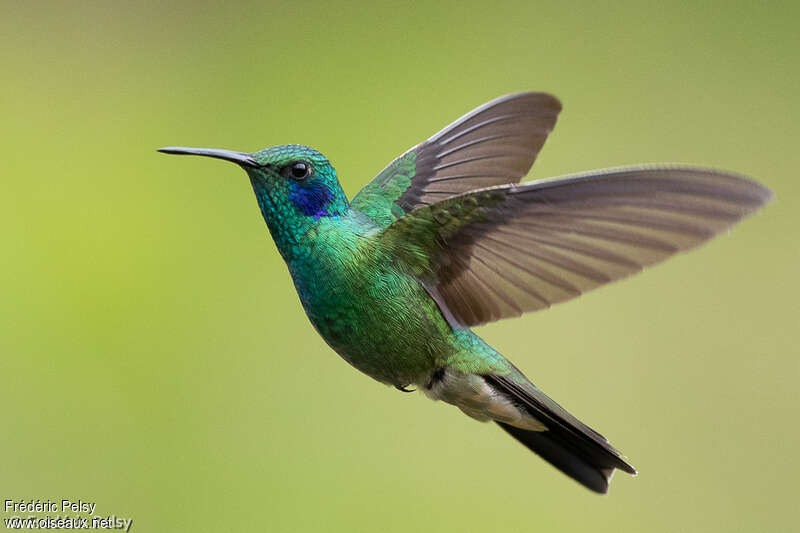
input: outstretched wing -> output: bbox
[378,166,772,328]
[351,92,562,227]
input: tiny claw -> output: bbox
[395,385,416,393]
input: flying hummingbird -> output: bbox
[159,93,771,493]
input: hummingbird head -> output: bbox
[158,144,350,260]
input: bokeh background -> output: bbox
[2,1,798,532]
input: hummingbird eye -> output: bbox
[281,161,313,181]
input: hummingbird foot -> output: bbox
[395,385,416,393]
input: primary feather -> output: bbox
[352,92,561,226]
[375,166,771,327]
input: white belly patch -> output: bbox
[423,368,547,431]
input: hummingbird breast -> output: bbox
[285,218,452,387]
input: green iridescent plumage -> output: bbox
[159,92,771,494]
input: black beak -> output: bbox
[157,146,258,167]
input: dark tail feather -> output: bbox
[496,421,626,494]
[483,373,636,494]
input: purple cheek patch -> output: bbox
[289,181,335,219]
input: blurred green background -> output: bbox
[2,1,797,532]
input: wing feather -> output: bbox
[381,166,771,327]
[351,93,562,226]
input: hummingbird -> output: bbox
[159,93,771,493]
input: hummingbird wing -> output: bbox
[351,92,561,227]
[377,166,771,328]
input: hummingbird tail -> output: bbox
[483,374,636,494]
[495,421,619,494]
